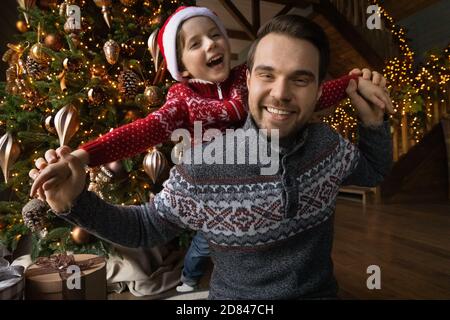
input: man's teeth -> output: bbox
[266,107,291,115]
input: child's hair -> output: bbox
[247,14,330,82]
[175,23,187,73]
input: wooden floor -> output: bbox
[109,198,450,300]
[333,199,450,299]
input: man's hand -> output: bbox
[29,147,87,214]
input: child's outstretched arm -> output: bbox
[316,73,360,111]
[314,68,393,115]
[29,95,190,197]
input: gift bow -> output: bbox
[26,253,105,280]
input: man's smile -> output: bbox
[263,106,296,121]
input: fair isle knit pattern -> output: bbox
[80,61,357,167]
[153,125,359,248]
[59,114,392,299]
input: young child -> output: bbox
[30,6,389,293]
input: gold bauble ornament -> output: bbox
[16,20,29,33]
[144,85,163,107]
[17,0,36,25]
[63,56,82,71]
[87,87,106,106]
[103,160,127,180]
[119,0,138,7]
[71,226,91,244]
[44,115,57,134]
[93,0,113,28]
[103,39,120,65]
[30,43,51,63]
[54,104,80,146]
[143,148,169,184]
[90,64,106,77]
[0,133,21,184]
[44,33,63,51]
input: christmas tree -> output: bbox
[0,0,194,259]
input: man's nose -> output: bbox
[270,79,292,102]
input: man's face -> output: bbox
[246,33,323,138]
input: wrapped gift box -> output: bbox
[0,265,25,300]
[25,253,106,300]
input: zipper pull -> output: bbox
[217,83,223,100]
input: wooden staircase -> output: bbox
[379,118,450,203]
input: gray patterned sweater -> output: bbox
[59,115,392,299]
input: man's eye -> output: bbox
[260,74,273,80]
[211,33,221,38]
[294,79,308,85]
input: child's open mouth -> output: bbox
[206,55,224,68]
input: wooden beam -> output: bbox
[275,5,294,17]
[313,0,384,70]
[252,0,261,33]
[226,29,252,41]
[218,0,256,40]
[262,0,317,8]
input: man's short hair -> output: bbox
[247,15,330,82]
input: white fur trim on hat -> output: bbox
[162,7,228,81]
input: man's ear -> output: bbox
[246,69,250,88]
[316,83,323,102]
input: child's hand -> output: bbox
[29,147,73,198]
[29,147,86,213]
[348,68,394,114]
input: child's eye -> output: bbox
[189,42,199,49]
[211,33,221,39]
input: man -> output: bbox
[30,15,392,299]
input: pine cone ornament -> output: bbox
[25,55,49,80]
[22,199,49,233]
[118,69,140,101]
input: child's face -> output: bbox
[180,16,231,83]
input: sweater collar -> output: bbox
[242,114,309,155]
[186,75,233,99]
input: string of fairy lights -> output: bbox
[325,0,449,146]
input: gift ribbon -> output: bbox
[26,253,105,281]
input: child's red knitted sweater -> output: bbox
[80,64,356,167]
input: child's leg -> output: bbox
[180,232,210,287]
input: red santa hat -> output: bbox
[154,6,228,81]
